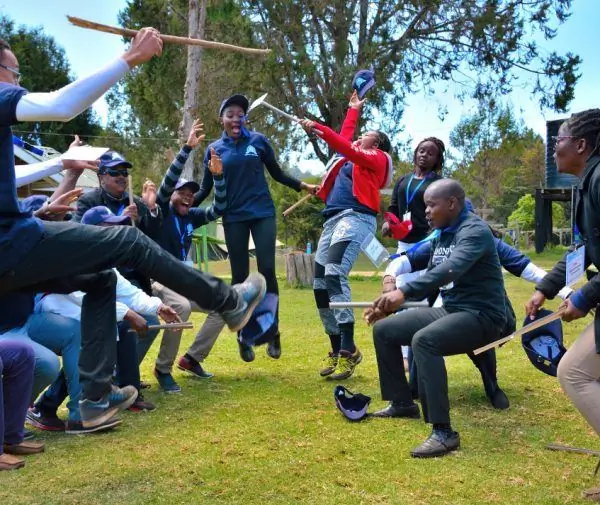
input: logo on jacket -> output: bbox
[244,145,259,157]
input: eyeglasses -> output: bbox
[105,169,129,177]
[0,63,21,83]
[551,135,579,146]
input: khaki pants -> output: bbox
[151,282,226,373]
[557,323,600,435]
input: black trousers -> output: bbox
[373,308,501,425]
[0,221,236,399]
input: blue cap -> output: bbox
[81,206,131,226]
[521,308,567,377]
[175,178,200,193]
[352,68,375,99]
[98,151,132,174]
[334,386,371,421]
[20,195,48,213]
[219,94,249,116]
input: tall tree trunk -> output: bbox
[179,0,207,181]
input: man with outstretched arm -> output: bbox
[365,179,507,458]
[0,28,265,431]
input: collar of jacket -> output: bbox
[580,155,600,191]
[101,187,129,205]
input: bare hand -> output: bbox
[373,289,406,314]
[559,298,588,322]
[349,90,366,110]
[125,310,148,337]
[299,119,323,136]
[123,27,163,68]
[300,182,319,194]
[62,135,99,174]
[208,148,223,176]
[157,304,181,324]
[35,188,83,221]
[381,221,391,237]
[186,119,205,149]
[382,275,396,294]
[363,307,387,325]
[525,290,546,320]
[142,179,157,210]
[123,204,139,223]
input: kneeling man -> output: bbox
[365,179,507,458]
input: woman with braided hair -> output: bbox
[526,108,600,501]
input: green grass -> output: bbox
[3,248,598,505]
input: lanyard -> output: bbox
[405,173,431,207]
[116,204,125,216]
[173,215,192,261]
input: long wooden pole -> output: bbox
[282,194,312,217]
[127,174,136,228]
[67,16,271,55]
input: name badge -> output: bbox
[566,246,585,287]
[403,211,411,222]
[360,233,390,268]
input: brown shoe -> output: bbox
[583,487,600,501]
[3,440,45,455]
[0,453,25,470]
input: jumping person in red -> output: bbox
[300,90,393,380]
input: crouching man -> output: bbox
[365,179,507,458]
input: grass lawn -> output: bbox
[3,248,599,504]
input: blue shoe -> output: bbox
[222,273,267,332]
[154,369,182,394]
[79,385,138,429]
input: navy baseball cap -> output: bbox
[81,206,131,226]
[175,178,200,193]
[521,308,567,377]
[334,386,371,421]
[98,150,132,174]
[352,68,375,99]
[219,94,249,116]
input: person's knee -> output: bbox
[325,273,345,298]
[412,330,437,357]
[34,350,60,385]
[557,354,577,390]
[171,298,192,321]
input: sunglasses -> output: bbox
[104,169,129,177]
[0,63,21,83]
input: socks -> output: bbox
[339,323,355,353]
[184,353,199,366]
[433,423,454,435]
[328,334,341,355]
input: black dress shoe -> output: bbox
[488,387,510,410]
[238,341,255,363]
[410,430,460,458]
[372,402,420,419]
[266,332,281,360]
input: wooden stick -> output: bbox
[329,301,429,309]
[546,443,600,457]
[127,174,136,228]
[129,322,194,333]
[67,16,271,55]
[282,194,312,217]
[473,308,566,355]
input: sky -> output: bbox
[1,0,597,174]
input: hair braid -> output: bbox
[565,109,600,157]
[413,137,446,172]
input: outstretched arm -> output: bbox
[15,28,163,123]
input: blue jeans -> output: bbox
[116,315,160,390]
[0,320,60,403]
[28,313,82,421]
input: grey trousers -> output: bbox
[557,323,600,435]
[151,282,226,373]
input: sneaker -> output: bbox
[238,340,255,363]
[65,416,122,435]
[177,356,214,379]
[26,407,65,432]
[221,273,267,332]
[319,352,339,377]
[23,429,35,441]
[330,348,363,380]
[79,385,138,429]
[266,332,281,360]
[154,369,182,394]
[139,381,151,390]
[127,393,156,412]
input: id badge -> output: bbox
[566,246,585,287]
[360,233,390,269]
[403,211,411,222]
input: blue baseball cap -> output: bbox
[352,68,375,99]
[98,150,132,174]
[175,178,200,193]
[334,385,371,421]
[219,94,249,116]
[521,308,567,377]
[20,194,48,213]
[81,206,131,226]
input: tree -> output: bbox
[240,0,580,163]
[0,16,102,152]
[508,193,566,230]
